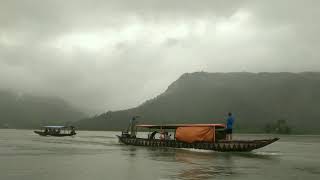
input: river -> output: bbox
[0,129,319,180]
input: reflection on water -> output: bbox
[295,167,320,175]
[121,144,279,180]
[173,150,235,180]
[173,150,281,180]
[0,130,319,180]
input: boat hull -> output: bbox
[117,136,279,152]
[34,131,76,137]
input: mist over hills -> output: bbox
[0,90,86,128]
[76,72,320,134]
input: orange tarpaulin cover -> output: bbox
[175,126,215,143]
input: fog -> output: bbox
[0,0,319,113]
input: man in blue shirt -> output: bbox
[226,112,235,141]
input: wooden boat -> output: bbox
[34,126,76,137]
[117,124,279,152]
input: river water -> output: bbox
[0,129,319,180]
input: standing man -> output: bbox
[129,116,139,138]
[226,112,235,141]
[129,117,136,137]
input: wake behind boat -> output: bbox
[117,123,279,152]
[34,126,76,137]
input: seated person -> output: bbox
[164,132,171,140]
[149,131,158,139]
[159,130,166,140]
[70,127,76,134]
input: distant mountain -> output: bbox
[0,90,86,128]
[76,72,320,134]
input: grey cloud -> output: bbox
[0,0,319,113]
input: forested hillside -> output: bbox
[77,72,320,134]
[0,90,86,128]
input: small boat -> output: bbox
[34,126,76,137]
[117,124,279,152]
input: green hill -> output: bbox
[76,72,320,134]
[0,90,86,128]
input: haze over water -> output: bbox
[0,130,319,180]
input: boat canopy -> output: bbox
[136,124,225,129]
[43,126,66,129]
[137,124,226,143]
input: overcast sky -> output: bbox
[0,0,319,113]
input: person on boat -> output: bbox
[129,117,137,138]
[164,132,171,140]
[159,129,165,140]
[128,116,139,137]
[70,126,76,134]
[149,131,158,139]
[225,112,235,141]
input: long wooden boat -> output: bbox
[34,126,76,137]
[117,124,279,152]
